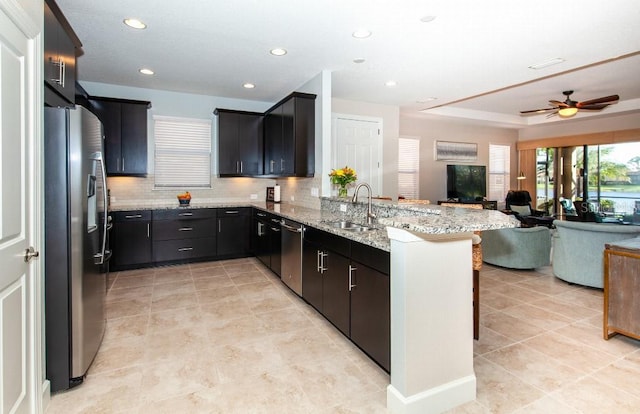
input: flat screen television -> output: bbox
[446,164,487,202]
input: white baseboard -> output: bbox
[387,374,476,414]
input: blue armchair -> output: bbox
[482,226,551,269]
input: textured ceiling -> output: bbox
[56,0,640,127]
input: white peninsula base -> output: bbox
[386,227,476,414]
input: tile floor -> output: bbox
[45,258,640,413]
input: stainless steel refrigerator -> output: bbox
[44,105,112,392]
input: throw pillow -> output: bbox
[510,204,531,216]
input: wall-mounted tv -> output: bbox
[446,164,487,202]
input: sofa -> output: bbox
[552,220,640,288]
[482,226,551,269]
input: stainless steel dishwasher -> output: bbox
[280,219,304,296]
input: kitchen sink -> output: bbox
[325,220,377,232]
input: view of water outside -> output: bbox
[536,142,640,219]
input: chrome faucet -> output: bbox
[352,183,376,225]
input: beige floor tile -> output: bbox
[190,265,227,279]
[473,356,545,413]
[483,342,583,392]
[473,325,517,356]
[512,395,580,413]
[195,284,241,305]
[189,260,224,270]
[491,283,549,303]
[229,269,270,285]
[223,262,261,275]
[88,335,146,375]
[110,273,154,289]
[150,291,198,312]
[325,389,390,413]
[256,307,315,334]
[103,314,149,341]
[106,285,153,303]
[555,288,603,310]
[272,327,345,366]
[198,295,254,321]
[143,326,209,364]
[205,314,270,347]
[557,321,639,357]
[480,291,525,310]
[47,367,143,414]
[528,295,601,322]
[105,297,150,319]
[552,375,640,413]
[481,311,547,342]
[503,303,573,330]
[151,279,196,299]
[148,306,205,334]
[593,352,640,398]
[192,274,234,290]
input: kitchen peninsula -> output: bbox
[109,197,518,413]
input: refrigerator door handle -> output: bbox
[90,151,109,265]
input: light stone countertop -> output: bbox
[109,199,520,252]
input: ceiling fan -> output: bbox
[520,90,619,118]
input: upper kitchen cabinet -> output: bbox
[44,0,82,107]
[215,109,263,176]
[264,92,316,177]
[88,97,151,176]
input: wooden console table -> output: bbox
[604,238,640,340]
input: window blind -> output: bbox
[489,144,510,202]
[154,116,212,188]
[398,137,420,199]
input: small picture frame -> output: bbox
[266,187,275,202]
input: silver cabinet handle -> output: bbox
[317,250,327,274]
[270,160,275,173]
[257,212,267,217]
[178,212,193,216]
[281,159,285,172]
[240,161,243,173]
[178,227,193,231]
[147,223,150,238]
[281,222,302,233]
[271,218,282,224]
[225,210,239,214]
[218,219,221,233]
[61,59,66,88]
[125,214,142,219]
[257,221,265,236]
[178,247,193,252]
[348,265,357,291]
[122,157,125,171]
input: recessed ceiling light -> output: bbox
[270,48,287,56]
[417,97,437,103]
[139,68,154,75]
[352,29,372,39]
[123,18,147,29]
[353,58,366,64]
[420,16,437,23]
[528,58,565,70]
[385,80,397,87]
[243,83,255,89]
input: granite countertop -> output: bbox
[110,199,520,252]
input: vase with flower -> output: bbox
[329,166,357,198]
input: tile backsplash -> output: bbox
[108,175,321,210]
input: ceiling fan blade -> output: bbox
[577,94,619,107]
[549,100,569,108]
[577,104,610,111]
[520,107,557,114]
[545,111,559,119]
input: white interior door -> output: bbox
[331,115,383,196]
[0,6,38,414]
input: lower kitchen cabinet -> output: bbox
[152,208,217,264]
[111,210,152,270]
[217,207,251,257]
[302,226,390,371]
[253,209,282,276]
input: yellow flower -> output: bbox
[329,166,357,187]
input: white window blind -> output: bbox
[489,144,510,202]
[398,137,420,199]
[154,116,212,188]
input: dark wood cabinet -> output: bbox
[217,208,251,257]
[152,208,216,264]
[44,0,81,106]
[264,93,316,177]
[88,97,150,176]
[252,209,282,276]
[110,210,152,270]
[216,110,263,176]
[302,226,390,371]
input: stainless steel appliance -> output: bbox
[281,219,304,295]
[44,105,111,391]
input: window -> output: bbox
[154,116,212,188]
[398,137,420,199]
[489,144,510,202]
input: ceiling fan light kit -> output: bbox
[520,90,619,119]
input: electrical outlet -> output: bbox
[311,187,319,197]
[250,193,258,200]
[340,204,347,212]
[111,196,116,202]
[290,195,295,201]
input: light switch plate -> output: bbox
[340,204,347,212]
[311,187,319,197]
[250,193,258,200]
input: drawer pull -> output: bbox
[225,210,239,214]
[178,212,193,217]
[271,218,282,224]
[178,247,193,252]
[257,213,267,217]
[125,214,142,219]
[178,227,193,231]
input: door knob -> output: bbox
[24,246,40,263]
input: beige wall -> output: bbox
[400,113,519,203]
[331,98,400,199]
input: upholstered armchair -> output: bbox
[482,226,552,269]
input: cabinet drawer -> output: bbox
[218,207,251,217]
[152,208,216,220]
[152,218,215,241]
[351,242,390,275]
[152,237,216,262]
[112,210,152,222]
[304,226,350,256]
